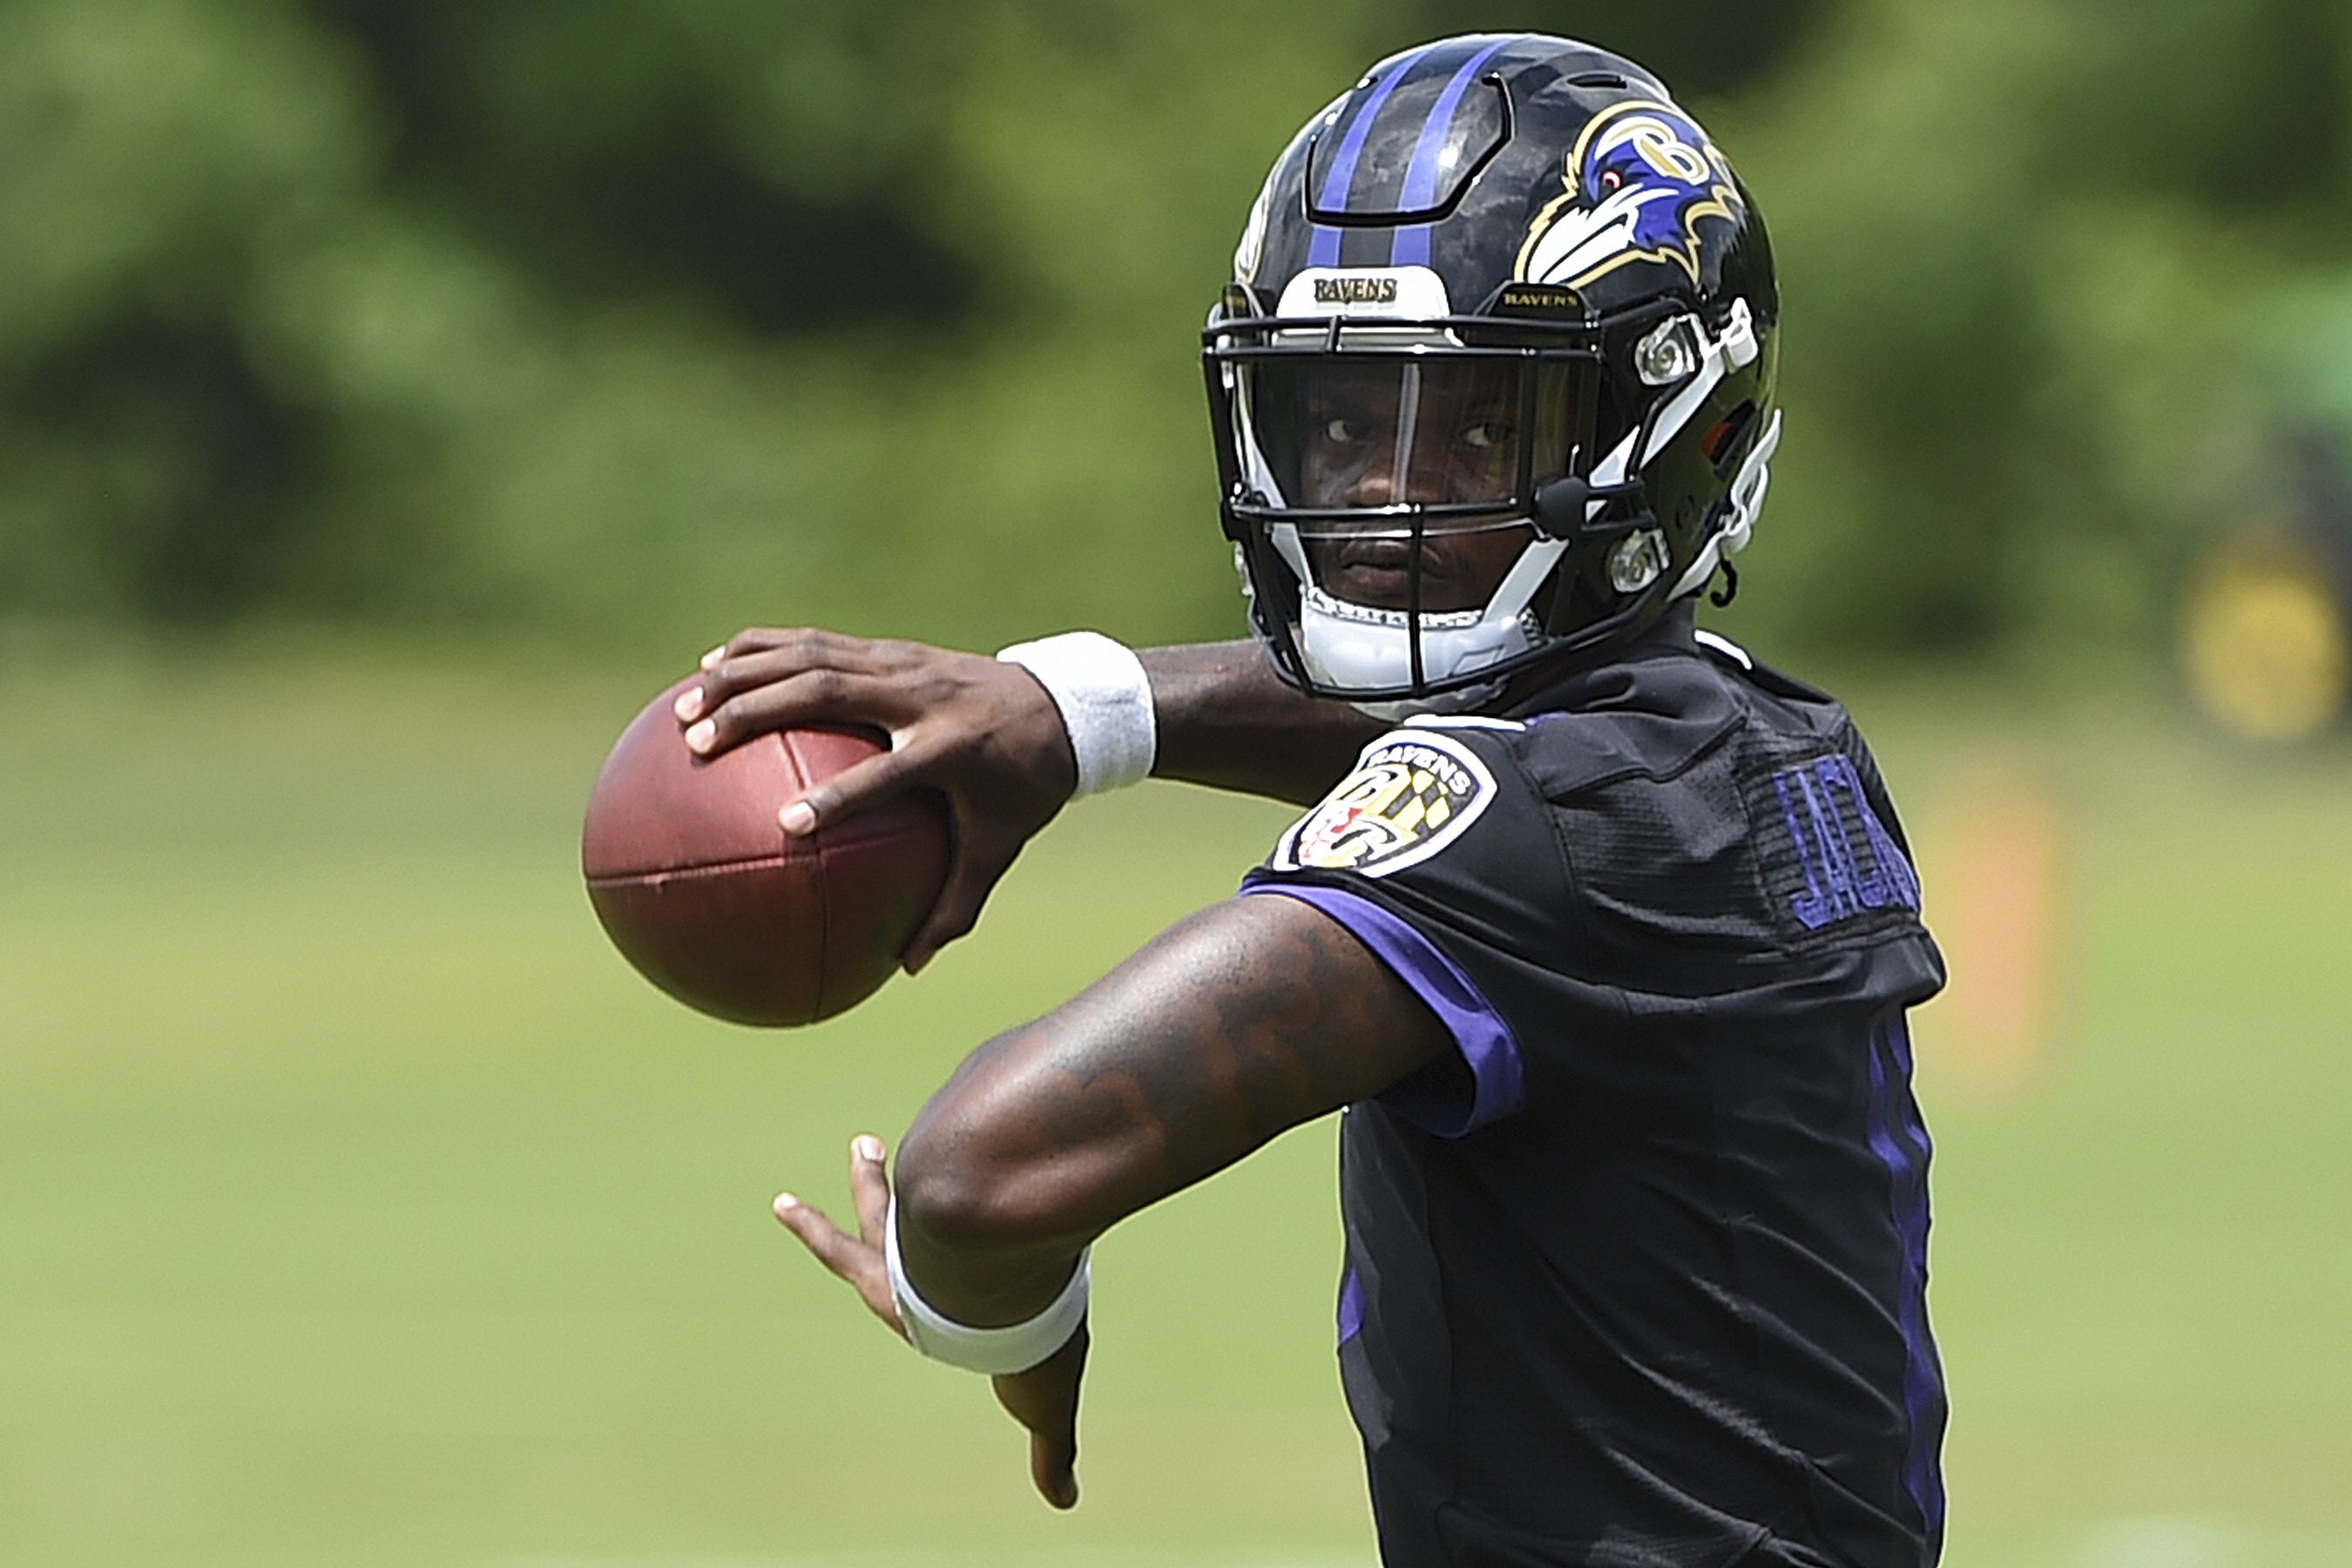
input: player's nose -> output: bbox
[1345,456,1448,508]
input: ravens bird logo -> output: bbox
[1514,99,1742,294]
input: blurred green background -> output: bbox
[4,2,2352,1565]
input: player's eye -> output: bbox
[1319,414,1377,445]
[1458,419,1516,452]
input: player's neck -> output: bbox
[1490,603,1701,716]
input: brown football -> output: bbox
[581,679,950,1026]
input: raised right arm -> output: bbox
[1138,639,1383,801]
[676,629,1377,967]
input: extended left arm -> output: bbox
[773,890,1450,1505]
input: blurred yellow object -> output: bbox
[2180,535,2351,744]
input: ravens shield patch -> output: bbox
[1273,729,1498,877]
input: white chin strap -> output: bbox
[1287,525,1568,718]
[1297,583,1536,719]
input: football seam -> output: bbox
[814,840,837,1019]
[784,730,835,1021]
[581,813,925,881]
[585,853,819,888]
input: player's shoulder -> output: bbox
[1259,632,1875,882]
[1496,628,1861,797]
[1265,716,1533,881]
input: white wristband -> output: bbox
[997,631,1157,796]
[886,1200,1091,1375]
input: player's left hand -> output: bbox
[772,1134,1088,1510]
[992,1318,1086,1509]
[773,1134,905,1336]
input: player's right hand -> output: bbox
[674,628,1079,973]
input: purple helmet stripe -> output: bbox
[1389,37,1517,267]
[1307,39,1450,268]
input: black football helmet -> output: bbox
[1204,34,1781,713]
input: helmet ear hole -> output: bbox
[1703,402,1761,477]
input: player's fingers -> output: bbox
[679,632,906,729]
[705,626,875,674]
[847,1134,891,1245]
[903,823,1005,974]
[773,1193,900,1330]
[697,639,904,707]
[995,1328,1085,1509]
[782,743,926,838]
[693,627,823,686]
[988,1326,1086,1504]
[683,667,904,757]
[1030,1426,1079,1510]
[770,1191,862,1279]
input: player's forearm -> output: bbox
[1142,640,1381,805]
[889,894,1446,1327]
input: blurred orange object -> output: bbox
[1916,768,2070,1104]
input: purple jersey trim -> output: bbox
[1240,881,1525,1136]
[1866,1011,1947,1540]
[1337,1265,1366,1348]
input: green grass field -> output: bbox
[3,643,2349,1566]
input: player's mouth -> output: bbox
[1323,537,1480,612]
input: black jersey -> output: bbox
[1240,618,1948,1568]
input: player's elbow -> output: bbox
[895,1098,1094,1255]
[894,1137,1065,1254]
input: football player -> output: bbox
[679,35,1948,1565]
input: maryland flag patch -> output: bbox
[1273,729,1499,878]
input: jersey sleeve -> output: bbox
[1238,718,1574,1138]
